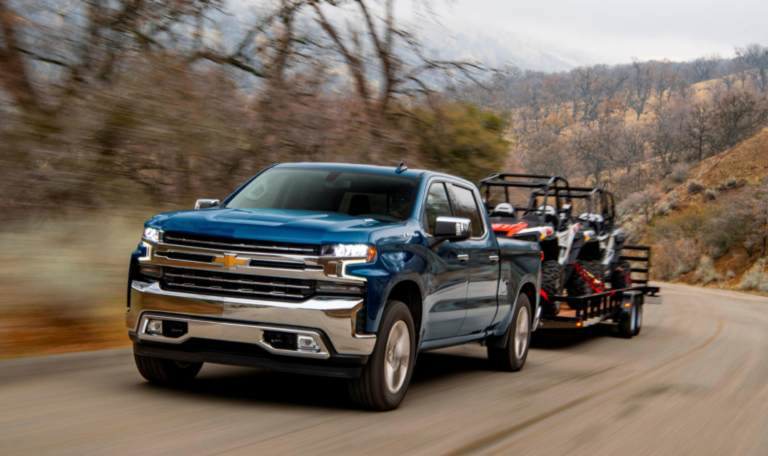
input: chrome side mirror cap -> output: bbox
[195,199,220,210]
[434,216,472,242]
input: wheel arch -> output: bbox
[487,279,538,348]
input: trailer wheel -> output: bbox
[488,294,532,372]
[634,303,644,336]
[541,260,563,315]
[348,300,416,411]
[618,304,637,339]
[134,354,203,385]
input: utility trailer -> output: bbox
[537,245,663,338]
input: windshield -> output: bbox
[225,168,419,223]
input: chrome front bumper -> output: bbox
[127,281,376,357]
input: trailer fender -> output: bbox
[618,292,638,319]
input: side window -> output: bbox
[451,186,484,237]
[424,183,452,235]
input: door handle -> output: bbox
[458,253,469,263]
[489,254,500,264]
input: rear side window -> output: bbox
[451,186,484,237]
[424,183,452,235]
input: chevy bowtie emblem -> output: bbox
[214,253,248,269]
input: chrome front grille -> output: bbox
[162,232,321,255]
[162,267,315,301]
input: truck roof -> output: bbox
[274,162,473,186]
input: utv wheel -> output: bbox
[134,354,203,385]
[348,301,416,411]
[541,260,563,315]
[611,261,633,290]
[488,294,532,372]
[565,260,604,297]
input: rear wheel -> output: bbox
[488,294,532,371]
[566,260,604,297]
[541,260,563,315]
[134,354,203,385]
[611,261,633,289]
[348,301,416,411]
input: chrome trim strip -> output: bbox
[137,313,330,359]
[170,282,307,299]
[164,272,311,289]
[163,234,317,254]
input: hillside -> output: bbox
[621,127,768,294]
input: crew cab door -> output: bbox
[421,181,469,341]
[448,184,501,336]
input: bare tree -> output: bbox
[690,53,721,83]
[736,44,768,93]
[653,59,675,101]
[627,58,653,120]
[711,89,768,150]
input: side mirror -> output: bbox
[434,216,472,242]
[195,199,220,210]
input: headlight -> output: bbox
[322,244,377,263]
[143,227,162,243]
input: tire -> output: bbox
[488,294,532,372]
[611,261,632,290]
[134,353,203,385]
[541,260,563,315]
[348,301,416,411]
[566,260,604,297]
[618,304,637,339]
[634,303,644,336]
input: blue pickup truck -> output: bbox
[127,163,542,410]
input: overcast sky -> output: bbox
[438,0,768,63]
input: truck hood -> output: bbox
[146,208,393,245]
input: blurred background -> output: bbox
[1,0,767,359]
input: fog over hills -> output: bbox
[417,22,597,72]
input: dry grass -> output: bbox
[0,211,158,359]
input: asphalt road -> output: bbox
[2,283,768,455]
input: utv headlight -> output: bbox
[322,244,377,263]
[142,227,162,243]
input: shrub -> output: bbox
[652,238,701,281]
[739,258,768,293]
[687,180,704,195]
[670,163,690,184]
[705,188,718,201]
[693,255,719,285]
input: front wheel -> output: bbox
[488,294,532,371]
[348,301,416,411]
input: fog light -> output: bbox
[147,320,163,334]
[297,335,320,352]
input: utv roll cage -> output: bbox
[478,174,573,230]
[561,187,616,234]
[477,173,571,214]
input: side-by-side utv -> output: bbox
[478,174,587,315]
[566,187,632,290]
